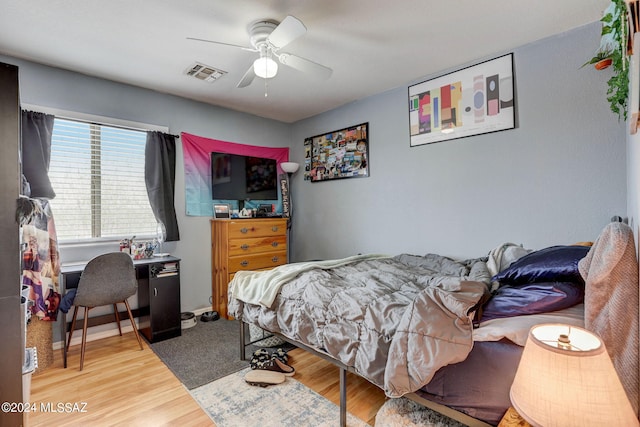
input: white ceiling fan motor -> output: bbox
[248,20,278,50]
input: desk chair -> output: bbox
[66,252,144,370]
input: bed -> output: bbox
[227,222,639,426]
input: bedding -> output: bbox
[417,340,524,425]
[473,303,584,346]
[414,304,585,425]
[491,244,589,285]
[480,281,584,321]
[228,253,491,397]
[579,222,639,415]
[229,253,390,308]
[229,229,634,425]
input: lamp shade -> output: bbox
[510,324,638,427]
[253,56,278,79]
[280,162,300,174]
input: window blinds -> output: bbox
[48,118,157,241]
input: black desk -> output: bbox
[60,255,181,368]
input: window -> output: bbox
[49,118,157,242]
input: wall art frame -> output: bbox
[304,122,369,182]
[408,53,515,147]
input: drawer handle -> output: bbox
[271,256,279,263]
[241,244,250,250]
[272,226,279,232]
[240,260,249,267]
[271,242,279,247]
[240,227,248,234]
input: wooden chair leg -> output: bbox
[80,306,90,371]
[123,300,143,350]
[113,303,123,336]
[66,306,79,353]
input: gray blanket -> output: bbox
[579,222,639,415]
[228,253,490,397]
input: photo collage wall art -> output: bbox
[304,122,369,182]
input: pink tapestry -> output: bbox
[181,132,289,216]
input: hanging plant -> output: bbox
[584,0,630,120]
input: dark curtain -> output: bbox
[145,131,180,241]
[21,110,55,198]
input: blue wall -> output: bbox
[290,23,626,261]
[1,22,626,323]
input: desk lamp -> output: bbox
[510,323,638,427]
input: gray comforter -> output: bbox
[228,253,491,397]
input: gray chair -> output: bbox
[66,252,143,370]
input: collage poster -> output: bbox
[304,122,369,182]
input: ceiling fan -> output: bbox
[188,16,332,88]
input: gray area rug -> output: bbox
[190,367,369,427]
[149,318,253,389]
[374,397,465,426]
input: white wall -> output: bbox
[290,23,627,262]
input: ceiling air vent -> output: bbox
[185,62,227,83]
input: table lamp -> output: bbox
[510,323,638,427]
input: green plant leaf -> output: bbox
[586,0,629,121]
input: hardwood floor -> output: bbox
[289,347,387,426]
[28,333,211,426]
[28,332,387,426]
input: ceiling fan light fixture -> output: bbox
[253,56,278,79]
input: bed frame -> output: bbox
[238,320,492,427]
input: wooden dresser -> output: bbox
[210,218,288,319]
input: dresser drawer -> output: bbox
[228,251,287,273]
[212,218,288,320]
[228,220,286,239]
[228,235,286,256]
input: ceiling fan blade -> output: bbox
[279,53,332,80]
[267,15,306,49]
[186,37,255,52]
[236,65,256,88]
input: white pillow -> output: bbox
[473,304,584,346]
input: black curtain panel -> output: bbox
[145,131,180,241]
[21,110,55,198]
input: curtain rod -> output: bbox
[21,103,170,133]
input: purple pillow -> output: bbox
[491,245,590,285]
[481,282,584,322]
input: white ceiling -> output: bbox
[0,0,607,123]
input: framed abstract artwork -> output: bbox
[304,122,369,182]
[408,53,515,146]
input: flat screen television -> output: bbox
[210,152,278,202]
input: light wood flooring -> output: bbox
[28,332,387,426]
